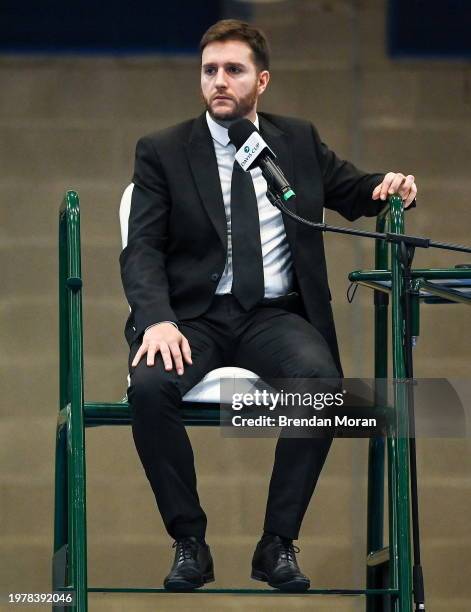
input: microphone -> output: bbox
[228,119,296,202]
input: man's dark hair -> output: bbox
[199,19,270,71]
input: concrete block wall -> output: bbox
[1,1,470,610]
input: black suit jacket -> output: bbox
[120,111,384,372]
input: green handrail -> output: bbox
[57,191,88,612]
[350,268,471,282]
[389,195,413,611]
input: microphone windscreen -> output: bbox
[228,118,258,149]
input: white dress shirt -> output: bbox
[206,111,293,299]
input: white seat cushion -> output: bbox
[182,366,259,403]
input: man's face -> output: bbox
[201,39,269,122]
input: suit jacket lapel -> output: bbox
[185,113,227,250]
[185,112,297,252]
[258,114,298,249]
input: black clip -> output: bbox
[66,276,82,291]
[347,282,359,303]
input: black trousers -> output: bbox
[127,293,339,541]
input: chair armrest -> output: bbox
[58,190,84,411]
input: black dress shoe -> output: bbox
[251,534,310,592]
[163,536,214,592]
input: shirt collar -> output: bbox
[205,110,260,147]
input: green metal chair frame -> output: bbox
[352,202,471,612]
[55,191,471,611]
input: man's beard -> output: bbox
[203,85,258,122]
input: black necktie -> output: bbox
[230,160,265,310]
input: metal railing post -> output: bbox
[59,191,88,612]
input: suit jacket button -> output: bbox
[211,273,219,282]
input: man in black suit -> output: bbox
[120,19,417,592]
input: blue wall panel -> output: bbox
[388,0,471,59]
[0,1,224,54]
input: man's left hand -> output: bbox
[372,172,417,208]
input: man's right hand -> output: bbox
[131,323,192,374]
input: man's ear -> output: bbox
[258,70,270,95]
